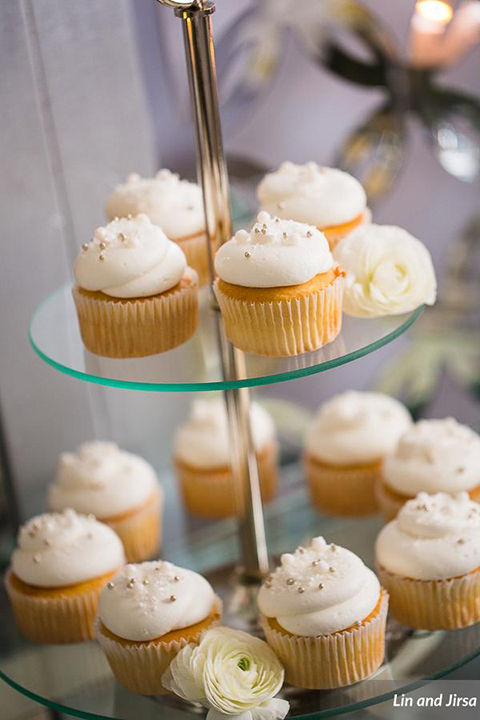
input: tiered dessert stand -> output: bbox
[1,1,479,718]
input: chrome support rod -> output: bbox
[157,0,269,579]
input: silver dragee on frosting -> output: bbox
[98,561,216,641]
[105,169,205,239]
[257,162,366,227]
[305,391,412,466]
[257,537,380,636]
[375,492,480,580]
[174,399,276,469]
[11,509,125,587]
[214,211,333,288]
[49,441,160,518]
[383,418,480,495]
[74,214,187,298]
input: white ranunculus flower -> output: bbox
[162,627,289,720]
[333,225,437,318]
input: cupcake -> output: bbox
[49,442,163,562]
[376,492,480,630]
[377,418,480,520]
[173,399,278,518]
[258,537,388,689]
[214,211,345,357]
[5,509,125,644]
[95,560,222,695]
[105,170,212,285]
[257,162,368,250]
[304,391,412,516]
[73,214,198,358]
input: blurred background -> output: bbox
[1,0,479,717]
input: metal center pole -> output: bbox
[157,0,269,580]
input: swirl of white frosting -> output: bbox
[257,162,366,227]
[375,492,480,580]
[333,224,437,317]
[98,561,216,641]
[214,211,333,288]
[383,418,480,495]
[174,399,276,469]
[105,169,205,239]
[257,537,380,636]
[305,391,412,466]
[74,214,187,298]
[49,441,160,518]
[11,509,125,587]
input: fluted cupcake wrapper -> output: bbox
[105,489,162,563]
[377,565,480,630]
[73,270,198,359]
[95,597,222,696]
[175,442,278,518]
[177,232,214,287]
[213,273,344,357]
[5,569,110,644]
[375,480,408,521]
[305,454,380,517]
[260,592,388,690]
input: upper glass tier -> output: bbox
[29,284,422,392]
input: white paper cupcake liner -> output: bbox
[95,597,222,695]
[5,568,113,644]
[73,269,198,358]
[175,442,278,518]
[305,454,380,516]
[214,270,344,357]
[260,591,388,689]
[377,565,480,630]
[105,488,163,563]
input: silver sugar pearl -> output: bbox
[143,578,150,585]
[286,578,295,586]
[118,232,126,242]
[244,251,251,258]
[306,231,312,238]
[329,566,335,573]
[457,538,465,545]
[261,228,266,235]
[312,559,320,567]
[170,595,177,602]
[318,582,324,589]
[282,232,288,239]
[127,579,136,588]
[297,587,305,594]
[356,620,362,626]
[173,576,180,582]
[99,242,106,250]
[82,243,89,251]
[298,547,305,554]
[107,582,115,589]
[330,544,337,552]
[99,253,105,261]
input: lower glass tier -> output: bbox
[1,466,479,719]
[29,284,422,391]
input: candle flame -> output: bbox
[415,1,453,24]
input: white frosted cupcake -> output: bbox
[377,418,480,520]
[73,214,198,358]
[5,509,125,644]
[173,399,278,518]
[214,211,345,357]
[257,162,368,250]
[258,537,388,689]
[333,224,437,318]
[376,492,480,630]
[105,170,212,285]
[95,561,222,695]
[49,442,163,562]
[304,392,412,516]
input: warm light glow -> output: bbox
[415,0,454,24]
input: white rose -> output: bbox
[333,225,437,317]
[162,627,289,720]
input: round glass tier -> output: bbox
[1,466,479,720]
[29,284,422,392]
